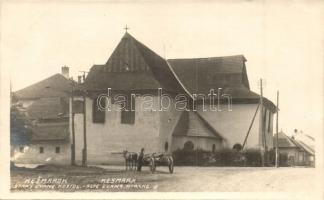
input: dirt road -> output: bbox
[11,165,316,192]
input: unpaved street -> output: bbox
[11,165,316,192]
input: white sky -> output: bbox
[1,0,323,137]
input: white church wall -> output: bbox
[197,104,264,149]
[158,97,183,154]
[73,96,162,165]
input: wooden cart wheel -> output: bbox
[150,157,156,173]
[168,157,174,174]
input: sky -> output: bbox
[1,0,323,137]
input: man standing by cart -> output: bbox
[137,148,144,172]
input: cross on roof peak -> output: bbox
[124,25,130,33]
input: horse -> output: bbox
[122,150,138,171]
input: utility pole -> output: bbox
[77,70,88,167]
[82,92,87,167]
[275,90,280,167]
[259,79,265,167]
[71,79,76,166]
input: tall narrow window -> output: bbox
[55,147,60,154]
[39,147,44,154]
[121,95,135,124]
[268,111,271,133]
[19,146,24,153]
[93,97,106,123]
[164,142,169,152]
[263,109,267,133]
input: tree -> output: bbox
[10,105,32,148]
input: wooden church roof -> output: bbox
[84,32,186,94]
[84,32,276,111]
[168,56,276,110]
[168,55,250,92]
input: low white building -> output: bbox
[11,68,72,165]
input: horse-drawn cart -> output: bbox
[142,153,174,173]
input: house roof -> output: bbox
[292,138,315,155]
[273,132,297,148]
[30,122,69,142]
[14,74,71,100]
[273,132,315,156]
[26,97,69,119]
[172,111,223,140]
[293,132,315,149]
[84,33,186,94]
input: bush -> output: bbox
[279,153,288,166]
[172,149,211,166]
[211,148,245,166]
[243,149,261,166]
[172,148,274,167]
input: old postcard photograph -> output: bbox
[0,0,323,199]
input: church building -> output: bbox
[71,32,276,165]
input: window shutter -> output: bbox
[92,97,106,123]
[121,95,135,124]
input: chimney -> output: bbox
[61,66,69,79]
[77,75,82,84]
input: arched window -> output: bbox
[184,141,194,151]
[212,144,216,152]
[164,142,169,152]
[233,143,243,152]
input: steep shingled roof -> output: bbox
[168,55,250,93]
[172,111,223,139]
[273,132,315,155]
[84,33,186,94]
[291,137,315,155]
[273,132,298,148]
[167,56,276,111]
[84,33,275,111]
[14,74,71,100]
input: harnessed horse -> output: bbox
[122,150,138,171]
